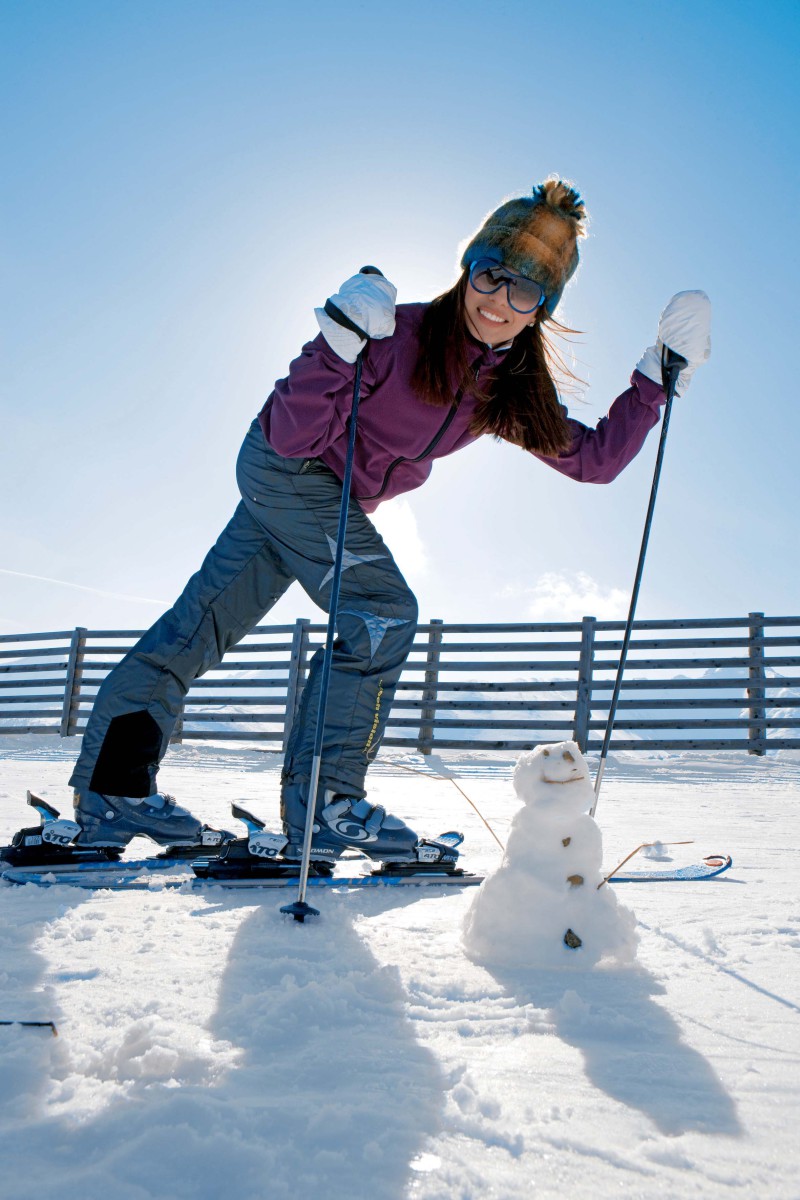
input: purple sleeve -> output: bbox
[258,334,379,458]
[535,370,666,483]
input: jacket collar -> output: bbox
[465,333,513,370]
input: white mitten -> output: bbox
[315,273,398,363]
[636,290,711,396]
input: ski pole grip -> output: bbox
[661,346,688,395]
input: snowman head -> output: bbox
[513,741,592,813]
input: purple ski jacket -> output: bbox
[258,302,665,514]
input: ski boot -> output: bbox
[1,793,122,869]
[0,790,233,869]
[248,777,463,875]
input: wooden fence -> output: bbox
[1,614,799,755]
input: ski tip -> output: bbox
[704,855,732,869]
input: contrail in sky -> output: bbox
[0,567,167,606]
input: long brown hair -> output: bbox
[410,271,574,457]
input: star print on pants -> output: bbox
[338,609,412,660]
[320,535,385,589]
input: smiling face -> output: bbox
[513,740,594,816]
[463,268,539,345]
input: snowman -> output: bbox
[463,741,638,969]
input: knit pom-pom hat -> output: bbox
[460,178,587,314]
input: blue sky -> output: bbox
[2,0,798,634]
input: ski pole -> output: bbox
[590,346,687,819]
[281,267,383,923]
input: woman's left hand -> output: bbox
[636,290,712,396]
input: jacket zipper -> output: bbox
[357,386,466,503]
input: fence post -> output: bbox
[747,611,766,756]
[283,618,311,751]
[60,627,87,737]
[573,615,596,753]
[417,619,443,755]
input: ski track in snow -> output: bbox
[1,735,799,1199]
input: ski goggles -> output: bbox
[468,258,546,314]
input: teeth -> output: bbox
[479,308,505,324]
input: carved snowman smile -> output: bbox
[541,775,588,785]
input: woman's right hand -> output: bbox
[315,272,397,363]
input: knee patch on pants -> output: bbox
[89,710,165,798]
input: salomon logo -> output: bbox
[327,818,376,843]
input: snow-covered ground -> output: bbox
[1,734,798,1199]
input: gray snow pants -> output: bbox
[70,420,418,799]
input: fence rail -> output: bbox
[1,614,799,755]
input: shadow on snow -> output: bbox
[0,884,446,1200]
[483,960,742,1137]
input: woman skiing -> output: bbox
[45,178,710,868]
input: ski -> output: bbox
[609,854,732,882]
[1,862,483,892]
[1,856,192,882]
